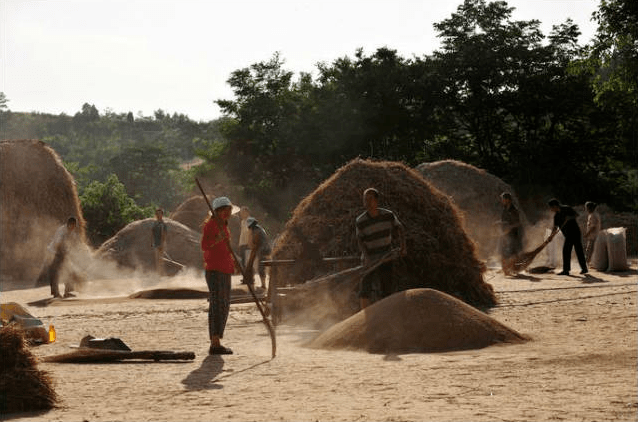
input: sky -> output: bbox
[1,0,600,122]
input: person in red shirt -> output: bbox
[201,196,236,355]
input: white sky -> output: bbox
[1,0,600,122]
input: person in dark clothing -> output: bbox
[499,192,523,276]
[151,208,168,275]
[548,199,588,275]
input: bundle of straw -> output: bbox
[0,325,58,414]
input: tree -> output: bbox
[314,48,424,164]
[433,0,546,170]
[0,92,8,112]
[430,0,611,205]
[215,53,316,216]
[108,144,183,209]
[80,174,153,246]
[585,0,638,209]
[0,92,9,138]
[589,0,638,102]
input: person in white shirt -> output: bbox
[238,206,251,269]
[245,217,272,290]
[584,201,602,263]
[45,217,82,297]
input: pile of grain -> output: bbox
[416,160,527,259]
[270,158,496,310]
[0,140,86,282]
[96,218,202,272]
[0,325,58,414]
[309,288,528,354]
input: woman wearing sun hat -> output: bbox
[201,196,236,355]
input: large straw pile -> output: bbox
[0,140,86,282]
[416,160,527,259]
[270,158,496,309]
[170,195,211,232]
[309,288,528,354]
[0,325,58,414]
[96,218,202,272]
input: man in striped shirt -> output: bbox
[355,188,407,309]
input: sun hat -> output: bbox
[212,196,233,210]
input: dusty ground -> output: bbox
[1,260,637,422]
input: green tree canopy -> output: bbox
[80,174,153,246]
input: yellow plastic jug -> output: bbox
[48,324,56,343]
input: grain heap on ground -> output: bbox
[416,160,527,259]
[270,158,496,312]
[309,288,528,354]
[0,325,58,414]
[0,140,86,283]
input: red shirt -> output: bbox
[201,218,235,274]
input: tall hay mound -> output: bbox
[170,195,211,232]
[0,140,86,282]
[96,218,202,272]
[309,288,528,354]
[271,158,496,309]
[170,195,241,249]
[0,325,58,414]
[416,160,527,259]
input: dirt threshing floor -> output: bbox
[1,262,636,422]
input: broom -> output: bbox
[512,229,559,272]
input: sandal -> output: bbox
[209,345,233,355]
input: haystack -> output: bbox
[309,288,528,354]
[0,140,86,282]
[96,218,202,272]
[170,195,210,232]
[0,325,58,414]
[270,158,496,310]
[416,160,528,259]
[170,195,241,248]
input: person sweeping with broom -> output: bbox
[548,199,588,276]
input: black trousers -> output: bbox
[48,249,66,296]
[563,234,588,272]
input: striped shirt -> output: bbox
[356,208,401,259]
